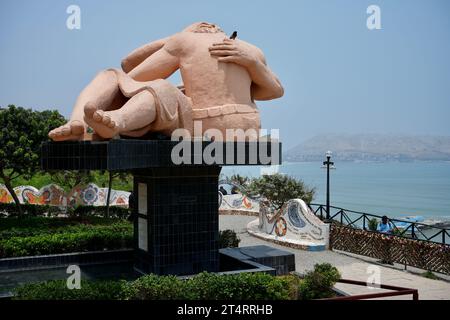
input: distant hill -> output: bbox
[284,134,450,162]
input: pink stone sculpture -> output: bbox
[48,22,284,141]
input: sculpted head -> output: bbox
[183,22,224,34]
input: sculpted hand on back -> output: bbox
[48,22,284,142]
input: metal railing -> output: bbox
[322,279,419,300]
[310,203,450,245]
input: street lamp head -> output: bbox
[326,150,332,158]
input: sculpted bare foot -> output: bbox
[84,103,120,138]
[48,120,85,141]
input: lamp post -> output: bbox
[322,151,335,220]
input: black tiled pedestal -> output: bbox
[41,139,282,276]
[133,167,221,275]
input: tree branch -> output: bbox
[10,172,21,181]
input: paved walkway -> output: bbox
[219,214,450,300]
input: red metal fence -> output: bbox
[324,279,419,300]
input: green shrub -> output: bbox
[190,272,297,300]
[0,221,132,258]
[125,272,298,300]
[14,272,299,300]
[391,227,409,237]
[422,271,439,280]
[14,280,126,300]
[0,202,130,219]
[123,274,190,300]
[0,202,61,217]
[0,216,71,232]
[0,216,126,233]
[368,218,378,231]
[219,229,240,248]
[227,174,250,187]
[298,263,341,300]
[74,205,130,219]
[13,272,311,300]
[247,174,315,209]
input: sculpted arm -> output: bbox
[121,37,170,73]
[127,40,180,81]
[247,49,284,101]
[209,39,284,101]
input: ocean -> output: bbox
[221,161,450,222]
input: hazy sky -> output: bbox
[1,0,449,148]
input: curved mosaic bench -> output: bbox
[247,199,330,251]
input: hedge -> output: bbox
[0,202,130,218]
[14,272,302,300]
[0,203,60,217]
[0,221,133,258]
[73,205,130,219]
[126,272,300,300]
[14,280,126,300]
[13,263,341,300]
[0,218,243,258]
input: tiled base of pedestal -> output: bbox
[133,167,220,276]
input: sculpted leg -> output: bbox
[49,70,125,141]
[84,90,157,139]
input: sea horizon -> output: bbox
[222,160,450,222]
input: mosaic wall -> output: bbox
[0,183,130,207]
[219,193,259,212]
[258,199,329,246]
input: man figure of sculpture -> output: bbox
[48,22,284,141]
